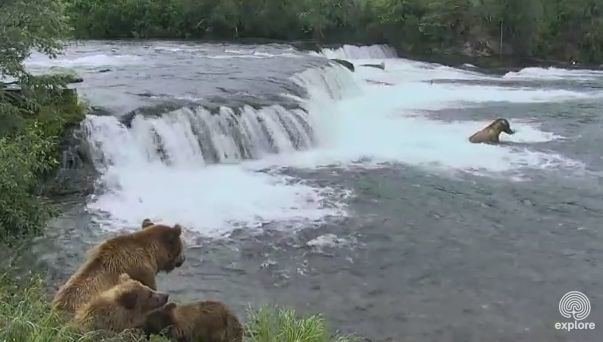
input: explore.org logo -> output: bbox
[554,291,596,332]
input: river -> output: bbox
[14,41,603,341]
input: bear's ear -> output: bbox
[118,273,132,283]
[142,219,154,229]
[164,302,177,312]
[173,224,182,236]
[117,290,138,310]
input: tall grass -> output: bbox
[0,274,357,342]
[246,306,358,342]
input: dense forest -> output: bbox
[65,0,603,64]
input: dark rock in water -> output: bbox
[63,76,84,84]
[119,100,202,127]
[360,63,385,70]
[40,126,97,197]
[89,105,113,117]
[366,79,393,86]
[98,68,111,73]
[330,59,355,72]
[119,94,304,128]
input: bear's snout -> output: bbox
[152,292,169,309]
[175,254,185,267]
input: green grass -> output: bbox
[0,274,358,342]
[246,306,358,342]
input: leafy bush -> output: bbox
[0,0,86,243]
[0,124,58,242]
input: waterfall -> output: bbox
[84,65,360,170]
[313,44,398,60]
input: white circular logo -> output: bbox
[559,291,591,321]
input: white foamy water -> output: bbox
[503,66,603,80]
[26,53,142,69]
[84,115,346,235]
[83,44,594,236]
[306,234,352,250]
[88,163,345,235]
[315,44,398,60]
[257,50,586,174]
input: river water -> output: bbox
[13,41,603,341]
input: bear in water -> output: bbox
[469,118,514,144]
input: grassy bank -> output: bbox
[0,84,86,243]
[0,274,357,342]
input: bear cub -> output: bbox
[74,273,169,333]
[143,300,243,342]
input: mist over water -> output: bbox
[21,42,603,341]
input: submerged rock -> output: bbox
[41,125,97,197]
[330,58,355,72]
[360,62,385,70]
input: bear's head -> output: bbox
[114,273,169,313]
[143,302,177,336]
[145,224,186,272]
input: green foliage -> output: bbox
[0,274,169,342]
[0,275,352,342]
[0,124,57,242]
[0,80,85,243]
[63,0,603,63]
[0,0,86,243]
[246,306,358,342]
[0,0,70,79]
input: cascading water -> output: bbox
[80,43,597,235]
[313,44,398,59]
[82,64,359,234]
[84,64,357,169]
[85,104,314,167]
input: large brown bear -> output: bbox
[52,222,185,313]
[74,273,169,333]
[143,301,244,342]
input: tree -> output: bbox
[1,0,73,242]
[207,0,242,38]
[0,0,69,79]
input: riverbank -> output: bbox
[0,79,87,243]
[0,272,357,342]
[63,0,603,66]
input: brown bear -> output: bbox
[52,223,185,313]
[143,301,244,342]
[469,118,515,144]
[74,273,169,333]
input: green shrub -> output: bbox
[246,306,358,342]
[0,123,59,242]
